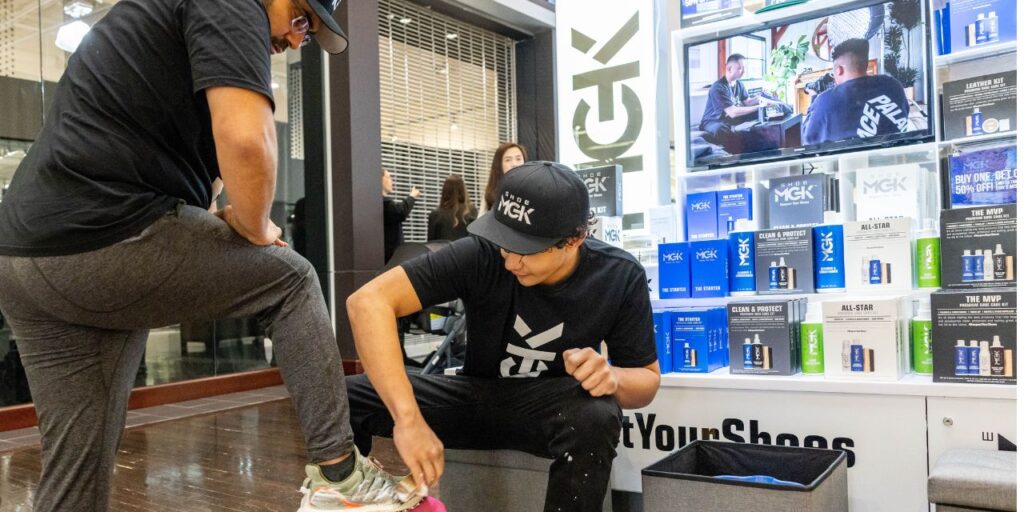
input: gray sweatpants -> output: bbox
[0,203,354,512]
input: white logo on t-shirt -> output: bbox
[500,315,562,378]
[856,94,909,138]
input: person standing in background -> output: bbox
[383,168,420,264]
[483,142,526,211]
[427,174,478,241]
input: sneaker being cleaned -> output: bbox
[297,449,426,512]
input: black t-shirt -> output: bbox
[0,0,273,256]
[699,77,749,130]
[402,236,657,378]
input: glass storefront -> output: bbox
[0,0,307,407]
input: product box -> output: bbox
[643,263,659,301]
[669,308,728,373]
[934,0,1016,56]
[767,174,829,228]
[727,300,804,375]
[946,145,1017,208]
[681,0,743,28]
[940,204,1016,289]
[941,71,1016,140]
[823,298,908,381]
[653,311,673,374]
[716,188,753,236]
[842,218,913,291]
[853,164,927,225]
[658,242,691,299]
[575,165,623,217]
[728,229,756,295]
[689,239,729,298]
[931,289,1016,384]
[588,216,623,247]
[648,204,680,244]
[685,191,719,241]
[754,228,814,294]
[813,222,845,292]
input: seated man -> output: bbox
[802,38,910,145]
[345,161,661,512]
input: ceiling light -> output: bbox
[445,33,458,40]
[55,20,91,53]
[63,0,94,18]
[398,17,412,24]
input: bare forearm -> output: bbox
[347,294,422,425]
[725,104,759,118]
[612,366,661,409]
[216,132,276,238]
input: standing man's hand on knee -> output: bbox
[215,205,288,247]
[393,415,444,491]
[564,347,619,397]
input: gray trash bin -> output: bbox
[642,441,849,512]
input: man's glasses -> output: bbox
[290,0,313,47]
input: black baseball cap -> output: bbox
[308,0,348,54]
[468,161,590,255]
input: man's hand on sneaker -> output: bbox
[564,347,619,397]
[393,414,444,491]
[215,205,288,247]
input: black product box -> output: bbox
[727,299,805,375]
[767,174,831,228]
[575,165,623,217]
[939,204,1016,289]
[931,289,1016,385]
[941,71,1017,140]
[754,228,814,294]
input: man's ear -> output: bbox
[565,235,587,249]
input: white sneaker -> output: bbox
[297,450,425,512]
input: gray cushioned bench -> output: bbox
[928,449,1016,512]
[440,449,613,511]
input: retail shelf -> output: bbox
[652,288,934,309]
[934,41,1018,66]
[658,368,1016,400]
[672,0,864,44]
[938,131,1017,148]
[681,139,939,177]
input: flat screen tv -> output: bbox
[683,0,933,168]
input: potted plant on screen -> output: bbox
[884,0,922,100]
[764,35,810,104]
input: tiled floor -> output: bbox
[0,385,292,453]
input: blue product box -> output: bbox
[685,191,719,241]
[717,188,753,235]
[653,311,673,374]
[728,230,756,293]
[669,308,727,373]
[948,146,1017,207]
[690,239,730,298]
[658,242,691,298]
[936,0,1016,56]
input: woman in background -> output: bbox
[428,174,478,241]
[483,142,526,211]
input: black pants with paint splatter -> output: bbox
[347,371,623,511]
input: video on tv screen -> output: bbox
[684,0,933,168]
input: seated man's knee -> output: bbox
[564,396,622,444]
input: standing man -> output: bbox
[382,168,421,264]
[801,38,910,145]
[0,0,420,511]
[346,161,661,512]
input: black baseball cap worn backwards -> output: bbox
[468,161,590,255]
[308,0,349,54]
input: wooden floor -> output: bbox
[0,399,413,512]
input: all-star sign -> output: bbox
[555,0,670,227]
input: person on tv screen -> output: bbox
[698,53,760,147]
[801,38,910,146]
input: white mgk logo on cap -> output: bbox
[498,194,534,225]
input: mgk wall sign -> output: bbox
[556,0,670,226]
